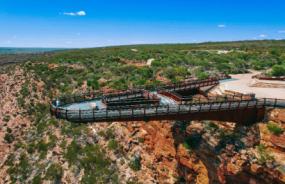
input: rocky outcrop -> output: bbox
[92,112,285,184]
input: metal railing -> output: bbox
[50,98,285,122]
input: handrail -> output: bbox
[51,97,285,122]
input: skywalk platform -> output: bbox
[50,76,285,124]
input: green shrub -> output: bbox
[4,153,15,166]
[2,116,10,122]
[59,140,67,148]
[6,167,16,175]
[49,118,58,127]
[256,144,274,165]
[98,130,106,137]
[4,134,14,143]
[7,127,12,133]
[32,175,41,184]
[106,128,113,139]
[72,127,82,136]
[64,141,81,164]
[45,163,63,182]
[27,143,35,154]
[39,151,47,160]
[14,142,24,150]
[198,72,208,79]
[129,155,141,171]
[108,139,118,150]
[271,65,285,76]
[120,158,125,165]
[267,122,284,134]
[36,140,49,152]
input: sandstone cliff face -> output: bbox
[89,109,285,184]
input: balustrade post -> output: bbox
[93,108,95,121]
[119,106,121,118]
[54,106,58,118]
[132,106,134,117]
[144,106,146,116]
[274,99,277,108]
[178,104,180,114]
[79,109,82,121]
[156,105,158,115]
[199,102,202,112]
[218,101,222,111]
[167,105,169,115]
[106,109,108,120]
[209,102,212,111]
[66,109,68,120]
[237,100,240,109]
[263,98,266,107]
[228,101,232,110]
[245,100,250,108]
[255,100,258,108]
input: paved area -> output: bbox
[223,71,285,99]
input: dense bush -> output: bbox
[271,65,285,76]
[32,175,41,184]
[4,134,14,143]
[7,127,12,133]
[64,141,119,183]
[108,139,118,150]
[45,163,63,182]
[129,155,141,171]
[198,72,208,79]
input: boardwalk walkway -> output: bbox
[50,76,285,124]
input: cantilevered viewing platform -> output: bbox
[50,76,285,125]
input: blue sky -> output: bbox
[1,0,285,48]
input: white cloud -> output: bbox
[278,31,285,33]
[3,41,11,44]
[63,11,86,16]
[78,33,80,35]
[67,41,72,44]
[193,40,196,42]
[77,11,86,16]
[259,34,267,38]
[218,25,226,27]
[253,37,257,39]
[14,36,17,38]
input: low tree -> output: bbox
[217,63,231,73]
[271,65,285,76]
[163,66,176,79]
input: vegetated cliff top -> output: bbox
[1,39,285,66]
